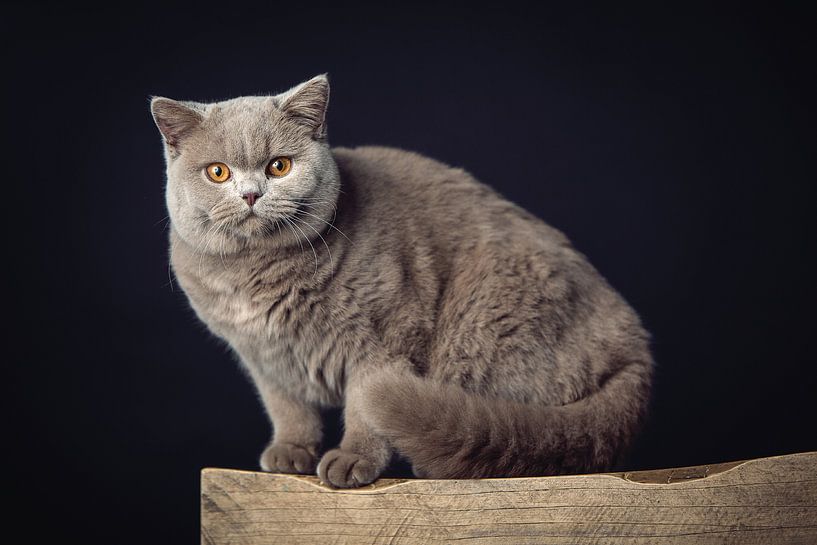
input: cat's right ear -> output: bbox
[150,97,203,151]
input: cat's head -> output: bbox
[151,74,339,254]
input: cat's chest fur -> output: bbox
[174,246,344,407]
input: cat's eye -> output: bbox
[267,157,292,177]
[206,163,231,183]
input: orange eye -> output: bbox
[267,157,292,177]
[206,163,231,183]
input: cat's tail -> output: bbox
[360,364,651,478]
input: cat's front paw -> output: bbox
[317,448,382,488]
[260,442,317,474]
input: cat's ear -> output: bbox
[150,97,204,149]
[276,74,330,140]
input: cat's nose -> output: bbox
[242,192,261,207]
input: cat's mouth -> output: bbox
[230,209,290,237]
[217,204,301,240]
[236,211,264,227]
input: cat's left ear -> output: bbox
[276,74,330,140]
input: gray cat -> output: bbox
[150,75,653,488]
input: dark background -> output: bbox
[7,3,816,543]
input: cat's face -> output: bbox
[151,75,339,254]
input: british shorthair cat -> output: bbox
[151,74,653,488]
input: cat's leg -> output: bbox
[257,384,322,475]
[317,371,395,488]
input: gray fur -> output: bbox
[150,75,653,488]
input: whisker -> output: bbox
[282,217,304,252]
[293,216,333,278]
[265,197,335,203]
[154,214,172,230]
[287,217,319,278]
[289,200,338,216]
[214,221,230,271]
[294,207,351,243]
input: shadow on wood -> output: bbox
[201,451,816,544]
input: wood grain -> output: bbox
[201,451,817,544]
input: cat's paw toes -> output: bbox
[260,442,317,474]
[317,448,381,488]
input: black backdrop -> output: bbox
[7,3,816,543]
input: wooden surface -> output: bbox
[202,451,817,544]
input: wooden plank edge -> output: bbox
[201,450,817,492]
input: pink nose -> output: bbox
[242,192,261,207]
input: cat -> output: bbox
[150,74,653,488]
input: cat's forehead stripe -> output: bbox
[200,99,301,169]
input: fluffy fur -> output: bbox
[151,75,653,488]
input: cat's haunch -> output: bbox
[151,74,653,488]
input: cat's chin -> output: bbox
[231,213,274,237]
[227,214,301,249]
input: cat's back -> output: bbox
[330,145,568,249]
[331,145,480,205]
[332,145,462,185]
